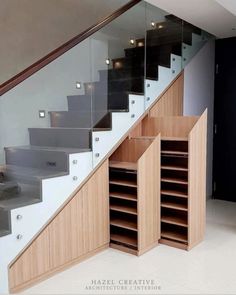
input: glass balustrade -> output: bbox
[0,0,213,238]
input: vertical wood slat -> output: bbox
[149,73,184,117]
[9,160,109,292]
[188,110,207,249]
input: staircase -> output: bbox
[0,4,211,293]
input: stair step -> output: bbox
[0,194,40,210]
[83,77,144,94]
[28,128,92,149]
[165,15,202,35]
[99,68,144,81]
[2,165,68,183]
[67,95,92,112]
[67,91,135,113]
[50,111,111,129]
[5,146,75,172]
[0,209,11,237]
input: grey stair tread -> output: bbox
[6,145,91,154]
[1,165,68,180]
[50,111,112,129]
[108,109,129,112]
[93,127,111,131]
[0,195,40,210]
[28,127,91,149]
[0,229,11,237]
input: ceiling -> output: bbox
[146,0,236,38]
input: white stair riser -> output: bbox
[92,94,145,167]
[0,152,93,294]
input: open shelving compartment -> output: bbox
[109,135,161,256]
[130,110,207,250]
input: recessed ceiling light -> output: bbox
[114,61,122,69]
[130,38,135,45]
[151,21,155,28]
[137,41,144,47]
[106,58,110,65]
[158,25,164,29]
[76,82,81,89]
[39,110,46,118]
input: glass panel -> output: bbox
[144,3,183,109]
[182,20,213,67]
[0,38,93,202]
[0,0,213,238]
[90,1,146,130]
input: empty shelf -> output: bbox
[161,177,188,185]
[110,217,137,231]
[110,191,137,202]
[110,204,137,215]
[161,150,188,156]
[109,161,137,170]
[161,201,187,211]
[161,137,188,141]
[161,165,188,172]
[161,190,188,198]
[109,179,137,188]
[161,215,188,227]
[161,230,188,243]
[110,233,137,247]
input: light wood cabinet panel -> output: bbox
[149,73,184,117]
[9,161,109,292]
[109,136,160,255]
[138,135,160,253]
[188,110,207,249]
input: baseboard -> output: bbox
[10,243,109,294]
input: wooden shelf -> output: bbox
[161,201,187,211]
[161,150,188,156]
[161,230,188,243]
[131,136,155,140]
[161,165,188,172]
[110,191,137,202]
[110,204,137,215]
[161,190,188,198]
[109,179,137,188]
[110,233,137,247]
[161,215,188,227]
[161,177,188,185]
[109,161,137,171]
[110,217,137,231]
[161,137,188,141]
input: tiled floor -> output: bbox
[21,199,236,294]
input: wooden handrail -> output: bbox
[0,0,141,96]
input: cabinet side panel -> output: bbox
[188,110,207,249]
[138,135,160,252]
[149,73,184,117]
[9,160,109,292]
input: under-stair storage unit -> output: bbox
[109,135,161,255]
[131,110,207,250]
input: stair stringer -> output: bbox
[182,32,207,67]
[92,94,145,167]
[0,152,93,294]
[145,53,182,110]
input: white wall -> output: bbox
[0,35,109,165]
[0,0,128,84]
[184,40,215,198]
